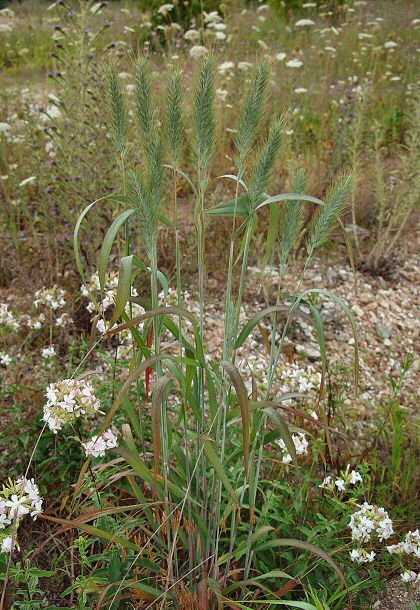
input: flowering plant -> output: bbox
[43,378,102,432]
[0,477,43,554]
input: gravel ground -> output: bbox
[371,576,419,609]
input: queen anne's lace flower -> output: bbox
[83,428,118,458]
[43,378,102,432]
[0,477,43,553]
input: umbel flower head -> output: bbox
[43,378,102,432]
[0,476,43,554]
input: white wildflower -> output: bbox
[184,29,200,41]
[0,352,12,367]
[42,346,56,359]
[295,19,315,27]
[189,46,208,59]
[286,59,303,68]
[401,570,418,584]
[43,379,102,432]
[157,4,174,17]
[83,428,118,458]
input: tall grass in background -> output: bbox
[66,56,360,608]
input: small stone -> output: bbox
[352,304,364,317]
[375,322,392,339]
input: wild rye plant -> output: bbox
[69,56,359,608]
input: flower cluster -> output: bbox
[34,285,66,311]
[387,529,420,558]
[279,363,321,395]
[400,570,419,584]
[43,378,102,432]
[349,503,394,543]
[81,272,143,333]
[82,428,118,458]
[349,548,376,564]
[319,464,363,493]
[0,302,20,331]
[278,432,309,464]
[0,477,43,553]
[348,503,394,565]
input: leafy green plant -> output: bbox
[49,56,360,608]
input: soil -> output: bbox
[371,577,419,609]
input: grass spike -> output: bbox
[279,168,307,275]
[107,63,129,155]
[193,55,216,182]
[166,69,184,168]
[247,114,287,209]
[307,170,355,258]
[235,58,270,163]
[135,58,156,145]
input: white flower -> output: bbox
[6,495,30,519]
[335,478,346,492]
[0,303,20,331]
[0,513,11,529]
[83,428,118,458]
[42,346,56,359]
[215,31,226,41]
[295,19,315,27]
[204,11,222,24]
[350,548,376,563]
[96,319,106,334]
[19,176,36,187]
[276,52,286,61]
[349,469,363,485]
[0,123,11,134]
[294,87,307,94]
[286,59,303,68]
[44,379,101,432]
[218,61,235,74]
[319,476,332,488]
[237,61,253,71]
[0,352,12,367]
[1,536,14,553]
[189,46,208,59]
[349,504,393,543]
[184,29,200,41]
[293,433,308,455]
[157,4,173,17]
[401,570,418,584]
[384,41,398,49]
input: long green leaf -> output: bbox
[255,538,350,599]
[151,376,171,482]
[220,360,250,477]
[111,255,133,324]
[202,437,238,504]
[98,208,135,290]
